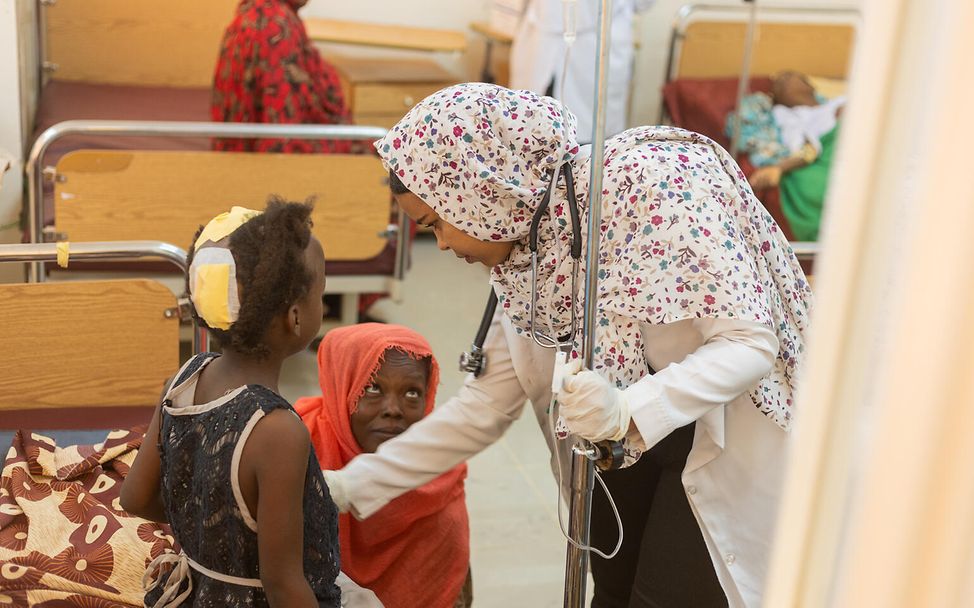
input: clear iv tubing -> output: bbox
[550,391,624,560]
[545,0,577,197]
[550,349,625,561]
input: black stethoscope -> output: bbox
[460,163,583,376]
[458,162,626,472]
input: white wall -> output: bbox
[304,0,487,30]
[0,0,27,282]
[302,0,489,90]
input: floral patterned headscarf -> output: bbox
[376,83,812,431]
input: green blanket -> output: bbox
[780,125,840,241]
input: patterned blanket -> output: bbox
[0,428,175,607]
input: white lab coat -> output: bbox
[339,310,790,607]
[509,0,655,142]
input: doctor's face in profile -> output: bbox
[394,192,515,267]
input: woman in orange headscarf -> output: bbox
[295,324,471,608]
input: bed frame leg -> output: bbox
[340,293,358,326]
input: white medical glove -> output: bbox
[557,364,631,442]
[337,572,385,607]
[323,469,351,513]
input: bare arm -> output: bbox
[247,410,318,608]
[749,143,818,190]
[120,378,172,522]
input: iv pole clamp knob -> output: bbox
[573,439,626,471]
[593,440,626,471]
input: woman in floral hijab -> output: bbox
[325,83,812,608]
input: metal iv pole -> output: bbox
[729,0,759,156]
[563,0,613,605]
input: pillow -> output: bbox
[807,75,848,100]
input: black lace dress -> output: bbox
[144,353,341,607]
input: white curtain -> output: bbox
[765,0,974,605]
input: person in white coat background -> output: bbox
[509,0,656,142]
[326,83,812,607]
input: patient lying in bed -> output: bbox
[295,323,472,608]
[728,71,846,241]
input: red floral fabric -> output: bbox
[212,0,351,153]
[0,429,176,606]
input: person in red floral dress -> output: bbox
[212,0,351,153]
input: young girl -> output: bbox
[295,324,471,608]
[121,199,342,607]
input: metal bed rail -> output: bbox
[0,240,207,353]
[664,3,862,85]
[659,3,861,123]
[791,241,818,263]
[25,120,404,284]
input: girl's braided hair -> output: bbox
[186,196,316,358]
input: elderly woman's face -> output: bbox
[395,192,515,267]
[350,350,430,453]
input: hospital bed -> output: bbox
[660,4,858,240]
[0,241,200,438]
[32,0,234,159]
[0,241,187,604]
[28,0,225,240]
[26,121,407,325]
[28,1,410,320]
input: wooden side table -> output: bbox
[470,21,514,86]
[305,18,468,54]
[329,55,460,130]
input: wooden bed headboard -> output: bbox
[0,280,179,411]
[668,5,859,80]
[53,150,392,262]
[43,0,239,87]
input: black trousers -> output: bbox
[589,424,727,608]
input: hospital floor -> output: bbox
[280,235,594,606]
